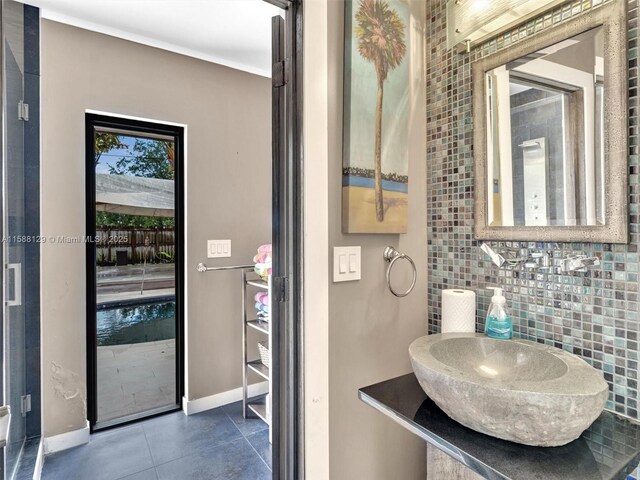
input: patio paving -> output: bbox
[97,339,176,424]
[97,264,175,304]
[97,287,175,305]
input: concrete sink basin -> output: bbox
[409,333,608,446]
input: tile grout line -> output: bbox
[139,421,157,471]
[222,405,251,439]
[114,466,159,480]
[222,403,270,439]
[143,409,248,470]
[140,416,179,470]
[219,405,272,471]
[110,425,157,480]
[152,436,259,474]
[242,434,272,472]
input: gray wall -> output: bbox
[41,20,271,437]
[327,1,428,478]
[426,0,640,419]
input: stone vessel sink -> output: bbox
[409,333,609,447]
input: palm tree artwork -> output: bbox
[355,0,406,222]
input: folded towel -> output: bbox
[258,244,272,254]
[254,265,272,278]
[255,292,269,305]
[255,302,270,314]
[253,252,272,264]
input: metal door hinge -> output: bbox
[18,101,29,121]
[272,59,289,88]
[273,276,289,302]
[20,394,31,416]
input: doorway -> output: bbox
[85,114,185,431]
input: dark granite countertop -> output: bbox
[359,374,640,480]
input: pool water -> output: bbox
[97,301,175,346]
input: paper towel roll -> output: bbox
[441,289,476,333]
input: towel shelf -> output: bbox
[247,360,270,381]
[247,400,268,424]
[246,279,269,290]
[247,320,270,335]
[242,270,272,437]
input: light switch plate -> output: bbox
[333,246,361,282]
[207,239,231,258]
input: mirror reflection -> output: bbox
[485,26,604,227]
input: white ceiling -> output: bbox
[19,0,282,77]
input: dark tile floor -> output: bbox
[42,402,271,480]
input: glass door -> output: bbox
[2,0,27,478]
[86,115,184,431]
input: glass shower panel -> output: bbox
[2,1,27,478]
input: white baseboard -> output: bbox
[33,436,44,480]
[182,381,269,416]
[43,421,90,454]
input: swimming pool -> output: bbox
[97,300,175,346]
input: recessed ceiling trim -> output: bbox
[39,7,271,78]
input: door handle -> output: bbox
[6,263,22,307]
[0,406,10,448]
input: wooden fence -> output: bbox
[96,228,175,265]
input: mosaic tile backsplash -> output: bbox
[426,0,640,418]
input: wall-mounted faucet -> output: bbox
[480,243,506,267]
[558,254,601,273]
[480,243,543,269]
[480,243,600,273]
[524,252,551,269]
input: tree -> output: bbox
[355,0,406,222]
[108,138,174,180]
[97,137,175,228]
[95,133,126,166]
[95,211,174,229]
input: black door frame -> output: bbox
[265,0,304,479]
[85,113,185,432]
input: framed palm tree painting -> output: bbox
[343,0,409,233]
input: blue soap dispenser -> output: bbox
[485,287,512,340]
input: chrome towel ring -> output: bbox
[383,246,417,297]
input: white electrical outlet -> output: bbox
[207,240,231,258]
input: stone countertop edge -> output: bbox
[358,373,640,480]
